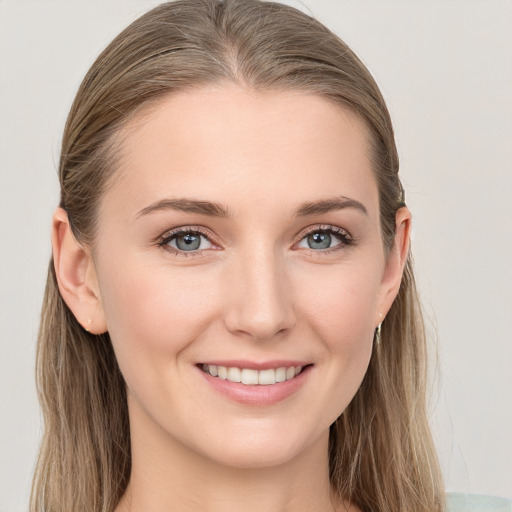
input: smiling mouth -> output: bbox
[200,364,308,386]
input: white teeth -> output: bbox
[227,367,241,383]
[217,366,228,380]
[275,367,286,383]
[202,364,304,385]
[241,368,259,385]
[258,369,276,385]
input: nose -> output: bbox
[223,246,297,341]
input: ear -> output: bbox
[52,207,107,334]
[376,206,412,323]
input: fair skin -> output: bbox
[52,85,411,512]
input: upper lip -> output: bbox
[198,360,311,370]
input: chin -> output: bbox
[201,443,307,470]
[187,421,328,470]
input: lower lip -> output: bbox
[197,365,312,406]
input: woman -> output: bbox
[31,1,445,511]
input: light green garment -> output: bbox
[446,493,512,512]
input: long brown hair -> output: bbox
[31,1,444,511]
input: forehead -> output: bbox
[103,85,378,221]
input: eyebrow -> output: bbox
[135,195,368,219]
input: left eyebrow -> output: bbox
[134,195,367,220]
[293,196,368,217]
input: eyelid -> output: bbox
[296,223,352,240]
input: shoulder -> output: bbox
[446,493,512,512]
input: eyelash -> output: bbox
[157,224,354,258]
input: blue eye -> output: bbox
[160,229,213,254]
[297,227,352,251]
[306,232,332,250]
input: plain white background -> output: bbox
[0,0,511,510]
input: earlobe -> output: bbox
[377,207,412,321]
[52,207,107,334]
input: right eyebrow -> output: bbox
[135,198,232,220]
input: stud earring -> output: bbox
[374,314,383,345]
[374,323,382,345]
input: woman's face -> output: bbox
[87,85,407,468]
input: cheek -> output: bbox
[294,259,382,343]
[293,260,380,407]
[97,256,222,384]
